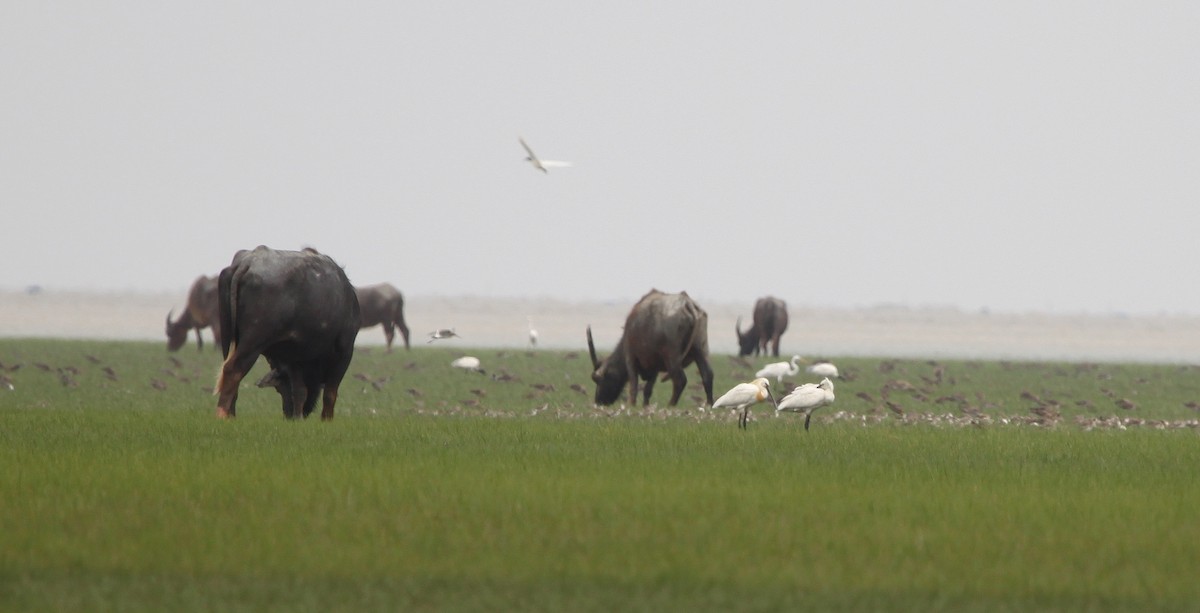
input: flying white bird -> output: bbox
[450,356,484,373]
[712,377,778,429]
[806,362,840,379]
[777,377,836,431]
[755,355,803,384]
[519,137,572,173]
[428,328,461,343]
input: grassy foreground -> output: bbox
[2,339,1200,611]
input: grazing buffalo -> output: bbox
[166,275,221,351]
[355,283,411,351]
[214,246,360,420]
[736,296,789,357]
[586,289,715,407]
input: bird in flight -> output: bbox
[519,137,572,173]
[428,328,461,343]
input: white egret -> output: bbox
[755,355,802,384]
[712,377,778,429]
[519,137,572,173]
[428,328,461,343]
[806,362,840,378]
[450,356,484,373]
[528,318,539,348]
[777,377,836,432]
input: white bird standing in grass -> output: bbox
[756,355,802,384]
[806,362,840,379]
[712,377,778,429]
[519,137,572,173]
[777,377,836,431]
[450,356,484,374]
[528,317,539,348]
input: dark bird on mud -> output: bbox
[1115,398,1137,411]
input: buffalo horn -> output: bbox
[166,310,175,329]
[586,325,600,370]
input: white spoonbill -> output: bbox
[519,137,572,173]
[712,377,778,429]
[777,377,835,431]
[806,362,839,379]
[450,356,484,373]
[428,328,461,343]
[755,355,802,384]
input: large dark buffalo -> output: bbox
[736,296,789,357]
[586,289,714,407]
[166,275,221,351]
[355,283,411,351]
[214,246,360,420]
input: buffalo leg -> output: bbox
[215,352,258,419]
[695,355,715,406]
[381,323,396,352]
[320,384,340,421]
[286,371,308,420]
[395,316,410,350]
[195,328,204,351]
[665,368,687,407]
[641,374,658,406]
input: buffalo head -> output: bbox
[587,326,628,406]
[735,317,759,356]
[165,310,190,351]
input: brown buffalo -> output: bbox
[166,275,221,351]
[586,289,715,407]
[214,246,360,420]
[355,283,411,351]
[736,296,789,357]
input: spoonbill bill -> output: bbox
[712,377,778,429]
[450,356,484,373]
[806,362,840,379]
[519,137,572,173]
[755,355,802,384]
[777,377,835,431]
[428,328,461,343]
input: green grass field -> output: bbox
[2,339,1199,611]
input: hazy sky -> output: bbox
[3,2,1197,315]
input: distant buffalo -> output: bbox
[736,296,789,357]
[214,246,360,420]
[355,283,411,351]
[587,289,715,407]
[166,275,221,351]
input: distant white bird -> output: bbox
[528,318,539,348]
[519,137,572,173]
[806,362,840,379]
[428,328,461,343]
[450,356,484,373]
[712,377,778,429]
[777,377,836,431]
[756,355,803,384]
